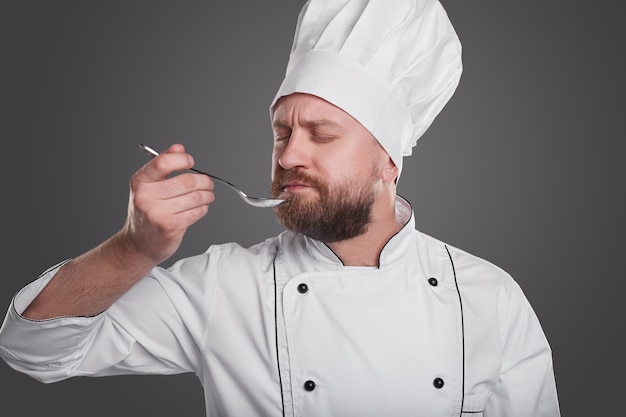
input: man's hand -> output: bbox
[21,144,213,319]
[121,143,215,265]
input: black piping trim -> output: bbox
[273,255,286,417]
[445,245,466,417]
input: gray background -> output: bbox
[0,1,623,415]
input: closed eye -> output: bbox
[273,129,292,144]
[311,134,337,143]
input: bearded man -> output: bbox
[0,0,560,416]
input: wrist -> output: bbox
[108,229,161,274]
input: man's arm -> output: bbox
[22,143,215,319]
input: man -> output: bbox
[0,0,560,416]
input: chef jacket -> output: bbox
[0,197,560,416]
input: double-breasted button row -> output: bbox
[303,378,441,392]
[304,378,441,392]
[299,279,440,290]
[297,284,314,392]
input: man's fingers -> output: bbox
[140,192,213,234]
[137,144,195,183]
[164,189,216,215]
[160,172,214,199]
[165,198,212,230]
[132,173,214,216]
[164,143,186,154]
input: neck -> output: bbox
[326,195,402,267]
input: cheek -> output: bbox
[367,143,394,176]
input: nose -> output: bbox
[277,132,309,171]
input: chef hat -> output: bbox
[270,0,462,177]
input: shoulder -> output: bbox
[148,234,285,307]
[210,234,283,262]
[157,234,283,284]
[195,233,289,277]
[411,231,544,344]
[412,229,517,293]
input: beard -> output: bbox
[271,169,377,243]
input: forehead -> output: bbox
[272,93,359,128]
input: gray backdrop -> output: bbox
[1,1,623,416]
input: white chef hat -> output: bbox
[270,0,462,177]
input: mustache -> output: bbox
[271,170,327,195]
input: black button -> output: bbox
[297,283,309,294]
[304,380,316,391]
[428,277,438,286]
[433,377,444,389]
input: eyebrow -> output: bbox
[272,118,344,131]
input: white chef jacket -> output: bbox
[0,197,560,417]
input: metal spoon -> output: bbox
[139,144,284,208]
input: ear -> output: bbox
[381,156,399,184]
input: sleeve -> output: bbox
[0,247,222,383]
[485,280,561,417]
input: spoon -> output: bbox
[139,144,284,208]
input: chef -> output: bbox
[0,0,560,416]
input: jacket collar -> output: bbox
[301,196,415,268]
